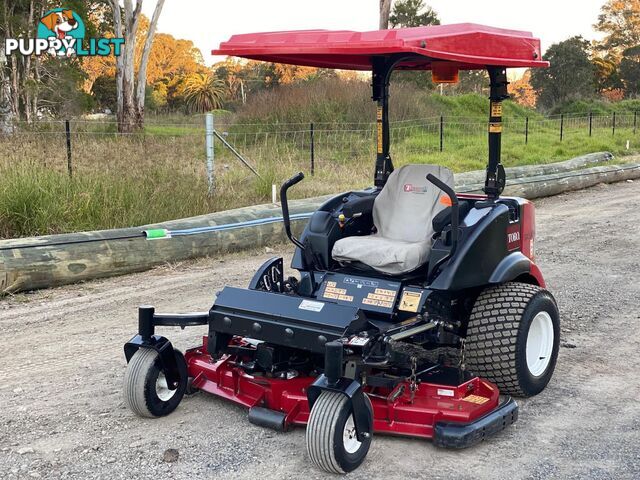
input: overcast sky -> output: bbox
[143,0,606,66]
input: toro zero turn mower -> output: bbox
[123,24,560,473]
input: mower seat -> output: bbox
[332,164,454,275]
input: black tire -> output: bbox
[123,348,188,418]
[306,391,373,474]
[464,282,560,397]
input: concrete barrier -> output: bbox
[1,154,638,294]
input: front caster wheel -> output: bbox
[306,391,373,474]
[123,348,188,418]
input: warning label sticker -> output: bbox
[399,290,422,312]
[489,122,502,133]
[463,394,490,405]
[298,300,324,312]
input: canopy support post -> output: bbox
[372,56,395,188]
[484,66,509,199]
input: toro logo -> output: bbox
[506,224,521,251]
[403,184,429,194]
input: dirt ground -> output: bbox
[1,180,639,480]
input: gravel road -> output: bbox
[1,180,639,480]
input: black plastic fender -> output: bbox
[488,251,532,284]
[248,256,284,292]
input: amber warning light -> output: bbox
[432,62,459,84]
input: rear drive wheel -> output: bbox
[306,391,373,474]
[464,282,560,397]
[123,348,188,418]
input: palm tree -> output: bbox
[181,73,226,113]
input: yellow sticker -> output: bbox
[338,294,354,302]
[377,122,383,153]
[463,394,490,405]
[490,102,503,117]
[489,122,502,133]
[376,106,383,121]
[399,290,422,313]
[362,298,393,308]
[325,287,347,295]
[326,281,336,287]
[323,292,338,299]
[375,288,395,296]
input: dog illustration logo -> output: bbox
[37,8,85,56]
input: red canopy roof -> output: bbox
[213,23,548,70]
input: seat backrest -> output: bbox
[373,164,454,242]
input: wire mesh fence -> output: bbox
[1,112,639,181]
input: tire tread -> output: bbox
[465,282,544,397]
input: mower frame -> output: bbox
[123,24,559,474]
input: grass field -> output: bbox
[1,88,639,239]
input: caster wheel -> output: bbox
[123,348,187,418]
[306,391,373,474]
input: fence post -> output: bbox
[439,115,444,152]
[310,122,315,176]
[589,112,593,137]
[525,116,529,145]
[634,111,637,135]
[560,114,564,141]
[205,113,215,194]
[65,119,72,178]
[612,112,616,136]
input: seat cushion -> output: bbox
[332,235,431,275]
[331,164,454,275]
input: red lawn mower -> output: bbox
[123,24,560,474]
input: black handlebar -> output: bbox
[280,172,305,250]
[426,173,459,258]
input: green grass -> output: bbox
[2,89,639,239]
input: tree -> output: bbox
[592,54,623,92]
[509,70,537,108]
[380,0,391,29]
[389,0,440,28]
[530,37,596,109]
[180,73,226,113]
[92,75,117,111]
[145,34,204,84]
[108,0,165,132]
[620,46,640,96]
[594,0,640,55]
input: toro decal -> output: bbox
[506,224,521,251]
[403,184,430,193]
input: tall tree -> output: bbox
[389,0,440,28]
[620,46,640,96]
[595,0,640,55]
[379,0,391,29]
[0,44,14,133]
[108,0,165,132]
[180,73,225,113]
[530,37,596,110]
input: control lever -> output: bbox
[426,173,460,258]
[280,172,305,250]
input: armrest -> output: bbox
[342,196,375,218]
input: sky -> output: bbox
[142,0,606,66]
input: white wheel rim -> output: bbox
[526,311,554,377]
[155,372,176,401]
[342,414,362,454]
